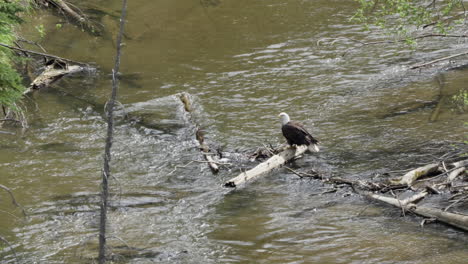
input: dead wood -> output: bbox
[26,60,87,93]
[448,160,467,181]
[98,0,127,262]
[0,42,90,66]
[178,92,219,174]
[0,236,18,263]
[410,51,468,69]
[224,145,308,188]
[35,0,102,35]
[393,163,440,186]
[366,191,468,231]
[0,184,26,216]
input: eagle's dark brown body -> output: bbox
[281,121,319,146]
[278,112,320,152]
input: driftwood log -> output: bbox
[26,60,87,93]
[224,145,308,188]
[448,160,468,181]
[365,191,468,231]
[393,163,440,186]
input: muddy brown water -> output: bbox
[1,0,468,263]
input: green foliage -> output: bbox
[0,1,26,109]
[35,24,45,38]
[452,88,468,113]
[352,0,466,37]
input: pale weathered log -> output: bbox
[395,163,440,186]
[448,167,466,182]
[224,145,308,188]
[448,159,467,181]
[26,64,85,94]
[366,192,468,231]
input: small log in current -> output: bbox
[448,160,467,182]
[224,145,308,188]
[26,62,86,93]
[366,192,468,231]
[395,163,440,186]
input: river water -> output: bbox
[1,0,467,263]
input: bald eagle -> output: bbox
[278,112,320,152]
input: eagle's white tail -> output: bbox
[308,144,320,152]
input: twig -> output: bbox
[442,161,448,173]
[168,161,194,175]
[17,37,47,53]
[0,118,21,123]
[0,42,90,66]
[410,51,468,69]
[356,204,372,217]
[310,188,337,196]
[0,184,26,216]
[191,160,232,166]
[444,195,468,212]
[0,209,22,221]
[330,34,468,56]
[284,166,321,179]
[0,236,19,263]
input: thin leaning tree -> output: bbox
[98,0,128,263]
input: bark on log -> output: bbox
[395,163,440,186]
[224,145,308,188]
[365,192,468,231]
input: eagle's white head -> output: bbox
[278,112,290,125]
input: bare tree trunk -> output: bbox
[98,0,127,263]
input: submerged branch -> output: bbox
[366,191,468,231]
[0,184,26,216]
[410,51,468,69]
[178,92,220,174]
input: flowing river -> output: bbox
[1,0,467,263]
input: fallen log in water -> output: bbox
[393,163,440,186]
[365,191,468,231]
[35,0,102,35]
[26,60,88,94]
[224,145,308,188]
[448,160,467,182]
[178,92,219,173]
